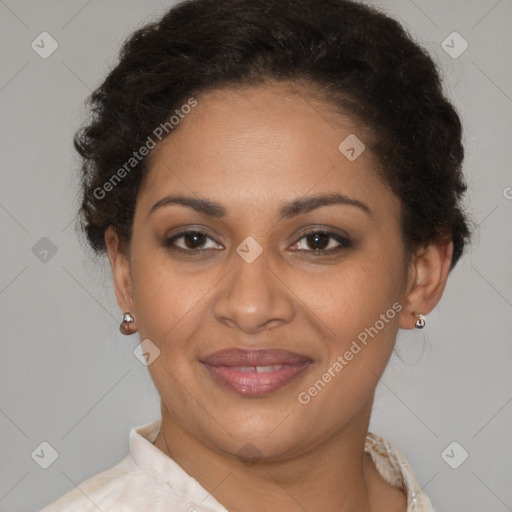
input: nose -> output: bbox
[213,248,296,334]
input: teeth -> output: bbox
[235,366,254,373]
[232,365,284,373]
[255,365,284,373]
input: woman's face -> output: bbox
[117,83,413,459]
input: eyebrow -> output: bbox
[148,192,371,219]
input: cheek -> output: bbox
[129,250,219,346]
[129,256,215,401]
[293,255,403,341]
[291,258,403,425]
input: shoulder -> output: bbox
[365,432,437,512]
[38,454,190,512]
[38,419,225,512]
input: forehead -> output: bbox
[138,83,396,216]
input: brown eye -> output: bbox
[292,231,352,253]
[305,232,330,250]
[183,232,207,249]
[164,230,222,251]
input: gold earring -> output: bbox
[414,313,426,329]
[120,311,137,335]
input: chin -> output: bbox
[195,407,320,462]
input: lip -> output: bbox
[201,349,312,397]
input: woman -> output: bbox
[42,0,471,510]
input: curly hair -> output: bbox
[75,0,471,269]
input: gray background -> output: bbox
[1,1,511,511]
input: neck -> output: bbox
[153,398,405,512]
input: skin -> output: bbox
[105,82,453,512]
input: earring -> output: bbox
[120,311,137,335]
[414,313,426,329]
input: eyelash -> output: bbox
[163,229,352,255]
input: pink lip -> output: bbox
[201,349,312,397]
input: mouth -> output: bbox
[201,348,312,397]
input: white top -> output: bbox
[40,420,435,511]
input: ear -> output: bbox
[399,240,453,330]
[105,226,135,317]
